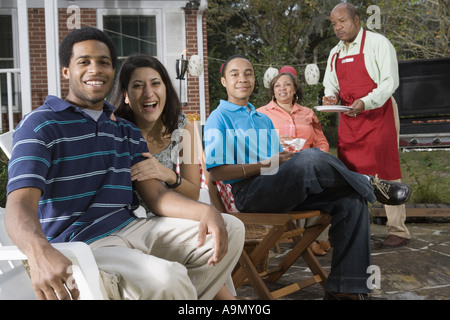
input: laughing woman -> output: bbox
[109,54,200,201]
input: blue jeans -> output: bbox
[231,148,376,294]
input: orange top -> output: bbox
[258,100,329,152]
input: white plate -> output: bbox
[314,105,351,112]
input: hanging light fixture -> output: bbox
[176,49,188,104]
[183,0,200,12]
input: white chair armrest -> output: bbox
[0,242,107,300]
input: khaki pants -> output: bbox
[385,98,410,239]
[384,196,410,239]
[89,214,245,300]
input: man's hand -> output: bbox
[27,245,80,300]
[5,188,80,300]
[345,99,365,117]
[196,209,228,266]
[278,150,295,164]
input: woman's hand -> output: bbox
[197,208,228,266]
[131,152,176,184]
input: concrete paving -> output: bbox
[235,219,450,300]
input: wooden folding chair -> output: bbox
[200,156,332,300]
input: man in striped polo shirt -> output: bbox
[4,27,244,300]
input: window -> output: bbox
[0,15,16,112]
[0,15,13,67]
[103,15,157,70]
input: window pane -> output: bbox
[0,15,14,110]
[103,16,123,57]
[103,15,157,58]
[139,16,157,56]
[122,16,139,56]
[0,15,13,59]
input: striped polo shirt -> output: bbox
[7,95,148,244]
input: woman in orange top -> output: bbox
[258,70,330,256]
[258,72,329,153]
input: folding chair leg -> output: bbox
[265,214,331,283]
[232,225,286,288]
[237,250,273,300]
[301,247,328,289]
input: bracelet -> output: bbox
[241,164,247,179]
[166,171,182,189]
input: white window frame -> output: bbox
[97,8,163,62]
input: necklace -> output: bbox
[276,102,293,114]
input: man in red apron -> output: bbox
[323,3,410,248]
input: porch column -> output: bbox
[45,0,61,97]
[197,0,207,124]
[17,0,32,116]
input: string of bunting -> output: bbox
[100,25,325,87]
[208,56,324,87]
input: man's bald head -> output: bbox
[331,3,360,19]
[330,2,361,44]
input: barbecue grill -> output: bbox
[394,57,450,150]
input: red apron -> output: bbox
[335,29,401,180]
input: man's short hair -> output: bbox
[221,54,252,77]
[59,27,118,69]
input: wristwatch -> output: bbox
[166,171,182,189]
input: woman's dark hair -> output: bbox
[109,54,181,135]
[59,27,117,69]
[269,72,303,103]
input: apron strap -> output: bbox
[330,50,340,72]
[359,29,367,54]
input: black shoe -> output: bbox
[369,175,412,205]
[324,291,387,300]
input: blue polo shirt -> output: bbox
[204,100,282,184]
[7,96,148,244]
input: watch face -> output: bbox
[189,55,203,77]
[305,64,320,85]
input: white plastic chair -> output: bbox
[0,208,107,299]
[0,130,107,300]
[0,130,13,159]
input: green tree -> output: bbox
[206,0,343,123]
[206,0,449,146]
[377,0,449,60]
